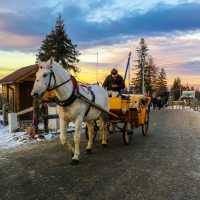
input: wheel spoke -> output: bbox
[123,123,133,145]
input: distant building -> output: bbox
[180,90,195,100]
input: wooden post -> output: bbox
[32,97,40,134]
[8,113,18,133]
[41,102,49,133]
[2,102,9,125]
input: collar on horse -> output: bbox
[46,69,79,107]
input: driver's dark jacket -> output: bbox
[103,74,125,92]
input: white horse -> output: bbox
[31,60,109,164]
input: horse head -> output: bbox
[31,59,55,97]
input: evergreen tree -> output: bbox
[156,68,168,97]
[37,15,79,72]
[145,56,158,96]
[132,38,149,94]
[132,59,142,93]
[132,38,158,95]
[170,77,182,100]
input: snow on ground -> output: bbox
[0,118,77,150]
[0,125,60,150]
[0,115,27,149]
[0,125,27,149]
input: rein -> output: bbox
[45,69,79,107]
[55,75,79,107]
[46,70,72,92]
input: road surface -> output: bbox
[0,110,200,200]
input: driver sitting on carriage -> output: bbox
[103,68,125,97]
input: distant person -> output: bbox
[103,68,125,96]
[152,97,157,110]
[157,96,162,110]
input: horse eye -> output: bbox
[43,74,48,78]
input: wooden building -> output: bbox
[0,64,38,113]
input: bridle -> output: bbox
[43,68,79,107]
[39,66,95,116]
[46,69,72,92]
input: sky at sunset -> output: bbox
[0,0,200,87]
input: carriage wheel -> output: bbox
[142,111,149,136]
[85,121,98,142]
[123,122,133,145]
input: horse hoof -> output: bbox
[70,159,79,165]
[86,149,92,154]
[102,144,107,148]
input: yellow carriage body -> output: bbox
[129,95,151,125]
[108,95,151,126]
[108,97,129,110]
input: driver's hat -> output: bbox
[111,68,118,75]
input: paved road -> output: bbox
[0,110,200,200]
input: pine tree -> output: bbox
[132,38,149,94]
[144,56,158,96]
[132,38,158,95]
[37,15,79,72]
[156,68,168,97]
[170,77,182,100]
[132,59,142,93]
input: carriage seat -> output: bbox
[129,95,148,111]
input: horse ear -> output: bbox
[36,59,41,67]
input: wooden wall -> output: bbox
[2,81,34,113]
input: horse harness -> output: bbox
[46,69,96,117]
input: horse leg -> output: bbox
[85,121,94,153]
[71,116,83,165]
[99,115,107,147]
[59,118,74,154]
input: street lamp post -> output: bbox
[96,51,99,83]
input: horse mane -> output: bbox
[52,62,71,80]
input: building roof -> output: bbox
[0,64,38,84]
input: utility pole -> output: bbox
[123,52,132,92]
[96,51,98,83]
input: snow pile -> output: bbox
[0,117,85,150]
[0,122,73,150]
[0,113,59,149]
[0,125,28,149]
[0,126,60,150]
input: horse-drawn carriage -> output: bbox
[87,94,151,145]
[31,60,151,164]
[107,94,151,144]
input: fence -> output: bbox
[168,100,200,111]
[190,101,200,111]
[6,104,59,133]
